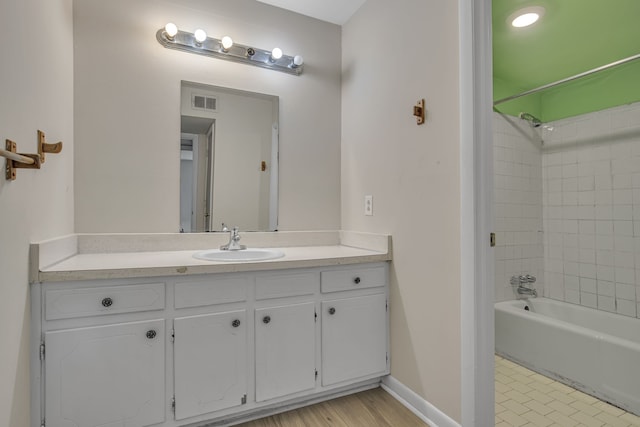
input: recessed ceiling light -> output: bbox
[508,6,545,28]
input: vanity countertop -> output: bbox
[31,231,392,283]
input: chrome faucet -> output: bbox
[220,226,246,251]
[511,275,538,298]
[517,285,538,297]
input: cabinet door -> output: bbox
[174,310,247,420]
[321,293,387,386]
[45,320,165,427]
[255,302,316,402]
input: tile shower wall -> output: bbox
[542,102,640,318]
[493,114,544,301]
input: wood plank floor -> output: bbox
[234,387,430,427]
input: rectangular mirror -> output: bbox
[180,81,279,232]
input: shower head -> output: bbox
[519,112,542,128]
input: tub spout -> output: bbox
[517,285,537,297]
[511,274,538,298]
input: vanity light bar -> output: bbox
[156,26,304,76]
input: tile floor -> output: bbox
[495,355,640,427]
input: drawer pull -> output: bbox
[146,330,157,339]
[353,277,361,284]
[101,297,113,308]
[263,315,271,324]
[328,307,336,315]
[232,319,241,328]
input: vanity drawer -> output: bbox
[255,272,319,300]
[45,283,165,320]
[175,276,250,309]
[321,265,387,293]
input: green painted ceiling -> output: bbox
[493,0,640,122]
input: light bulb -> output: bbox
[221,36,233,51]
[194,29,207,43]
[512,12,539,27]
[164,22,178,39]
[271,47,283,61]
[292,55,304,68]
[508,6,545,28]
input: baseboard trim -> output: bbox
[381,376,461,427]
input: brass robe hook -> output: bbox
[413,99,425,125]
[0,130,63,180]
[38,130,63,163]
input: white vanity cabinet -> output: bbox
[321,294,388,386]
[174,310,248,420]
[320,265,388,386]
[255,302,316,402]
[45,321,165,427]
[40,284,166,427]
[33,262,389,427]
[254,271,318,403]
[172,275,250,420]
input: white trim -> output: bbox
[458,0,476,423]
[180,132,199,232]
[30,283,43,427]
[459,0,495,426]
[269,122,279,230]
[382,376,461,427]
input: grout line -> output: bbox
[495,355,640,427]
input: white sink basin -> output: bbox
[193,248,285,262]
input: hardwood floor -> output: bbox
[234,387,430,427]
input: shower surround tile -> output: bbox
[495,102,640,318]
[493,113,544,301]
[541,102,640,318]
[617,298,637,317]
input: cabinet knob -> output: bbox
[353,277,361,284]
[263,315,271,324]
[146,330,157,339]
[101,297,113,307]
[328,307,336,315]
[232,319,241,328]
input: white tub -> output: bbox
[495,298,640,415]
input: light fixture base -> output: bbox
[156,29,303,76]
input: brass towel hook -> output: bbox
[413,99,425,125]
[38,130,63,163]
[2,140,41,180]
[0,130,63,180]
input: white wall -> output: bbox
[542,102,640,318]
[73,0,342,232]
[493,114,544,301]
[342,0,462,421]
[0,1,75,425]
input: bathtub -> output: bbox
[495,298,640,415]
